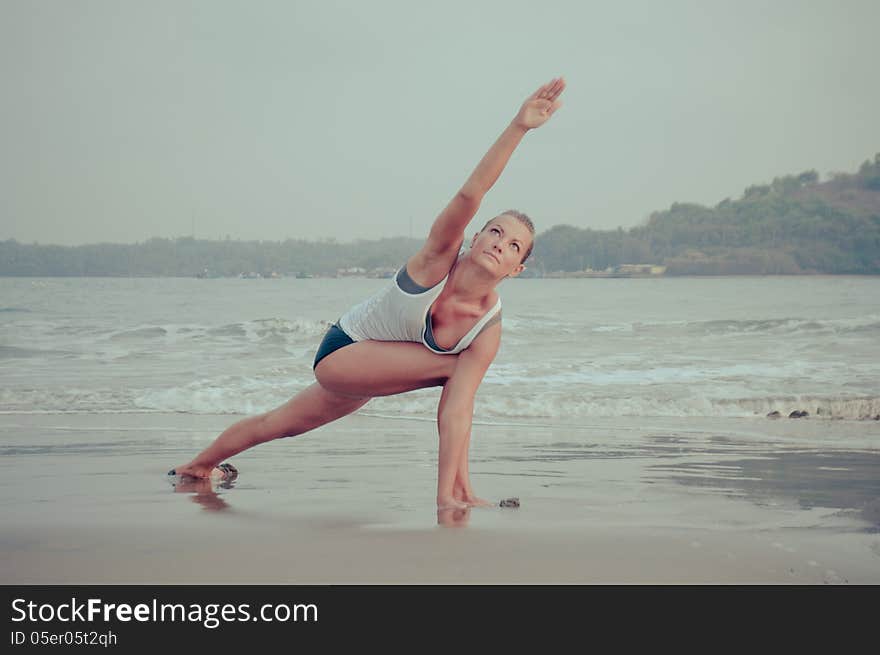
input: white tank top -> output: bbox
[338,261,501,355]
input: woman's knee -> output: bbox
[313,358,355,395]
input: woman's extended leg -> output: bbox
[171,383,370,478]
[173,340,460,478]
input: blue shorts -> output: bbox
[313,323,355,370]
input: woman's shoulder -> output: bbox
[405,241,465,289]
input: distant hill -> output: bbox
[2,154,878,276]
[0,236,423,278]
[531,153,880,275]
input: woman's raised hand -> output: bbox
[513,77,566,130]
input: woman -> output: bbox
[169,77,566,510]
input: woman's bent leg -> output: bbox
[315,340,458,397]
[172,383,370,478]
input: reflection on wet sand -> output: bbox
[647,444,880,531]
[437,506,471,527]
[169,476,236,512]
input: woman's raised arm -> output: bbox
[409,78,565,281]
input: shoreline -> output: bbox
[1,412,878,584]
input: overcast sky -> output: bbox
[2,0,878,246]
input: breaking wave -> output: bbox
[3,383,878,421]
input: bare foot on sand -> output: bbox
[168,462,238,481]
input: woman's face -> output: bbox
[470,214,533,278]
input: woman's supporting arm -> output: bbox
[435,323,501,508]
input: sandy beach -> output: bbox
[1,412,877,584]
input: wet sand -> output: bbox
[1,412,878,584]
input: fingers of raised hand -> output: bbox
[547,77,566,100]
[531,78,557,100]
[536,77,566,101]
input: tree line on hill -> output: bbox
[2,153,878,277]
[535,153,879,275]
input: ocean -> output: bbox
[2,275,878,422]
